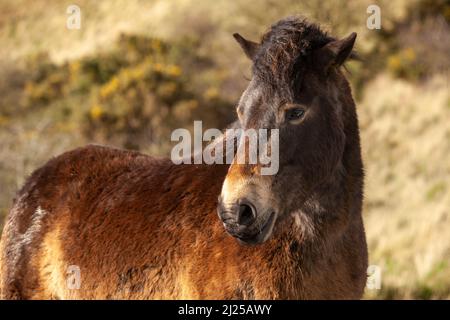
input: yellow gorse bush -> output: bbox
[165,65,182,77]
[89,105,104,120]
[204,87,219,100]
[100,76,120,99]
[387,47,422,80]
[19,33,233,151]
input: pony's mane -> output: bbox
[253,16,334,88]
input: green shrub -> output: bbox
[22,34,235,152]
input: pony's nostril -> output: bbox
[237,203,256,226]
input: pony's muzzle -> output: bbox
[217,196,278,245]
[217,197,256,227]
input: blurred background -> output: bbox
[0,0,449,299]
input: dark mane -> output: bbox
[253,16,334,89]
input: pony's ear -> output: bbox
[316,32,357,69]
[233,33,260,60]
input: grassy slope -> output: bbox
[360,74,450,299]
[0,0,448,299]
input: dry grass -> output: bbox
[360,73,450,299]
[0,0,410,64]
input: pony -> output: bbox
[0,17,368,299]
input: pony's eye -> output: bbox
[285,108,305,122]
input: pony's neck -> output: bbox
[288,162,350,244]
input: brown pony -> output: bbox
[0,17,368,299]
